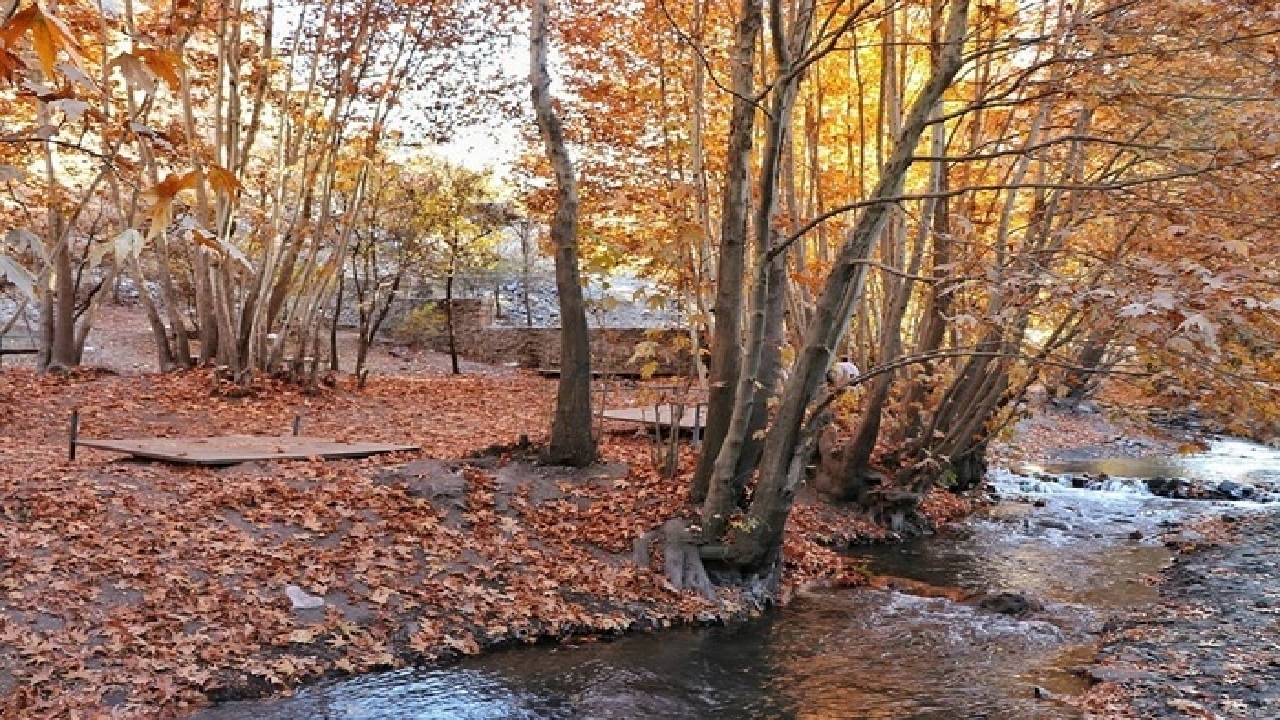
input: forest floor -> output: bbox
[0,305,963,718]
[0,305,1253,718]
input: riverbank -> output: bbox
[1080,511,1280,718]
[1,366,941,718]
[0,358,1206,717]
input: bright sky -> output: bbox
[433,35,530,177]
[433,122,523,177]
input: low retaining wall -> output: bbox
[396,299,692,376]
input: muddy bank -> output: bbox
[1082,512,1280,718]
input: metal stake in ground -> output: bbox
[69,410,80,461]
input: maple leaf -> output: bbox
[0,46,22,86]
[135,47,184,89]
[207,163,243,198]
[2,4,82,79]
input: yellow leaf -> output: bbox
[23,6,80,79]
[29,12,60,79]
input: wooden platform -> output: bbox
[0,336,37,359]
[75,435,419,466]
[600,405,705,430]
[537,368,650,379]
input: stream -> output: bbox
[198,439,1280,719]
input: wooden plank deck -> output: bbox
[600,405,705,430]
[0,336,37,357]
[75,435,419,466]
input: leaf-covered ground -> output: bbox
[0,367,909,717]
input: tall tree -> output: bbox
[689,0,764,501]
[530,0,596,466]
[705,0,974,579]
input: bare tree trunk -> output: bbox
[37,95,78,370]
[702,0,813,539]
[329,269,343,372]
[520,221,534,328]
[687,0,713,389]
[531,0,596,466]
[1057,326,1116,406]
[131,256,176,372]
[50,239,78,367]
[37,277,54,371]
[690,0,764,501]
[445,264,460,375]
[831,4,942,500]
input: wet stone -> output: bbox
[975,591,1042,617]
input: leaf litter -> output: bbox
[0,367,890,717]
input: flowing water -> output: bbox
[198,439,1280,720]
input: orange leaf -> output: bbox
[146,172,197,237]
[153,171,199,200]
[111,52,155,94]
[26,5,79,79]
[0,6,36,50]
[0,47,21,86]
[136,47,184,89]
[207,164,242,197]
[190,227,220,251]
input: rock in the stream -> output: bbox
[1211,480,1251,501]
[975,591,1042,617]
[1145,476,1191,499]
[1036,518,1071,531]
[1164,530,1205,547]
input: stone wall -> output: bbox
[395,299,691,376]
